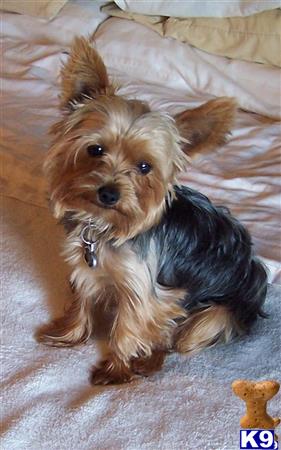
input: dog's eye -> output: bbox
[137,161,152,175]
[87,144,104,157]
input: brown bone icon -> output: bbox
[232,380,280,431]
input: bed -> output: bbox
[1,1,280,449]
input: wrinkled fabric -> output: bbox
[115,0,281,18]
[1,196,281,450]
[103,4,281,67]
[95,18,281,119]
[1,0,68,19]
[2,12,280,282]
[1,4,281,449]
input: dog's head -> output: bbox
[45,37,236,241]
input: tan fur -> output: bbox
[131,350,166,376]
[60,36,114,107]
[44,98,186,245]
[36,294,92,347]
[66,230,186,360]
[90,353,137,385]
[175,305,236,354]
[38,37,237,384]
[39,229,186,382]
[175,97,237,156]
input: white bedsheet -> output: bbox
[1,2,281,449]
[1,196,280,450]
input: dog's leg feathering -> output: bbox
[175,305,237,354]
[36,295,93,347]
[90,248,185,385]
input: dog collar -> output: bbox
[80,220,98,268]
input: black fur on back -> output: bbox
[132,186,267,332]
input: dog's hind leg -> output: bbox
[174,305,237,355]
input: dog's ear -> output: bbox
[175,98,237,156]
[60,37,113,109]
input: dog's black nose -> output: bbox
[98,186,120,206]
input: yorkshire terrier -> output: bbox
[37,37,267,384]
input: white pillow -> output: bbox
[1,0,68,19]
[94,18,281,119]
[115,0,280,18]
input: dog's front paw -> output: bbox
[131,350,166,376]
[90,359,137,385]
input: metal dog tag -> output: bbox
[84,242,98,268]
[80,222,98,269]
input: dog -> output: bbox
[37,37,267,384]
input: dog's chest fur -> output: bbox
[64,226,158,301]
[62,222,186,346]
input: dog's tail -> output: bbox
[175,258,267,355]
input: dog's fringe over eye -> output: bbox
[87,144,104,157]
[137,161,152,175]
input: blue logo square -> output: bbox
[240,430,277,449]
